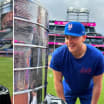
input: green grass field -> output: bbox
[0,57,13,96]
[47,56,104,104]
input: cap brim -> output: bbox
[65,32,83,37]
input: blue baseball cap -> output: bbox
[64,21,85,37]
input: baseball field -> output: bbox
[0,57,13,96]
[0,56,103,104]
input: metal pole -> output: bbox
[0,2,2,30]
[44,48,48,98]
[77,12,79,22]
[87,13,89,23]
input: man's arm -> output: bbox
[53,70,65,101]
[91,74,103,104]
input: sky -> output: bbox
[39,0,104,35]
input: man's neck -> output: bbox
[72,44,87,59]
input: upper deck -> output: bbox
[48,20,104,55]
[49,20,96,35]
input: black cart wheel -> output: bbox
[0,85,11,104]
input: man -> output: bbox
[49,21,104,104]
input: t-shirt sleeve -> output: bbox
[49,50,63,72]
[94,53,104,76]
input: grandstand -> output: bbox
[0,0,13,56]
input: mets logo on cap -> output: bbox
[68,24,72,31]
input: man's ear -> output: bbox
[82,35,87,42]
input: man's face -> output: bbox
[65,35,86,53]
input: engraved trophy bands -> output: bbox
[14,0,48,104]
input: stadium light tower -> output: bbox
[80,8,89,13]
[66,7,90,22]
[67,7,79,13]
